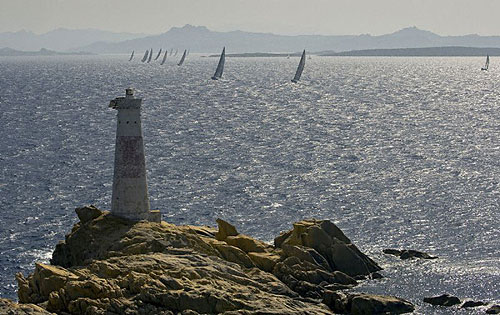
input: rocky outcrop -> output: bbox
[423,294,461,306]
[0,298,53,315]
[8,206,410,314]
[275,219,381,277]
[487,305,500,314]
[383,248,437,260]
[322,291,414,314]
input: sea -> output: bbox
[0,54,498,314]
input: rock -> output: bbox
[384,248,437,260]
[0,298,53,314]
[322,290,349,313]
[423,294,461,306]
[11,207,401,314]
[18,209,336,314]
[275,219,381,276]
[461,300,486,308]
[247,252,281,272]
[75,205,103,223]
[487,305,500,314]
[371,272,384,279]
[350,293,415,314]
[215,218,238,241]
[225,234,271,253]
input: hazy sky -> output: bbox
[1,0,499,36]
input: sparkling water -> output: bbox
[0,55,498,313]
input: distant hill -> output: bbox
[74,25,500,54]
[4,25,500,54]
[0,28,147,51]
[0,47,93,56]
[321,46,500,56]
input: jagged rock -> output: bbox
[275,219,381,276]
[17,209,336,314]
[322,290,349,313]
[215,219,238,241]
[9,207,410,315]
[383,248,438,260]
[247,252,281,272]
[75,205,103,224]
[225,234,271,253]
[423,294,461,306]
[0,298,53,315]
[461,300,486,308]
[487,305,500,314]
[350,293,415,314]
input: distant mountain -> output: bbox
[321,46,500,57]
[0,47,93,56]
[0,28,147,51]
[75,25,500,54]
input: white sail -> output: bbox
[154,49,162,61]
[170,48,174,56]
[147,48,153,63]
[160,51,168,65]
[291,50,306,83]
[211,47,225,80]
[177,49,187,66]
[129,50,134,61]
[482,54,490,70]
[174,49,178,56]
[141,50,149,62]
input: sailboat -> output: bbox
[291,50,306,83]
[160,51,168,65]
[177,49,187,66]
[211,47,225,80]
[170,48,174,56]
[481,54,490,71]
[174,49,179,56]
[147,48,153,63]
[141,50,149,62]
[129,50,134,61]
[154,49,162,61]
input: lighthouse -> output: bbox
[109,88,160,222]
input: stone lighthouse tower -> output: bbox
[109,88,160,222]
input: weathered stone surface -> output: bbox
[384,248,438,260]
[17,209,337,314]
[215,218,238,241]
[350,293,415,314]
[8,207,411,315]
[275,219,381,276]
[424,294,461,306]
[75,205,103,224]
[225,234,271,253]
[487,305,500,314]
[247,252,281,272]
[0,298,53,315]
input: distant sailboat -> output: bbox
[174,49,179,56]
[177,49,187,66]
[147,48,153,63]
[170,48,174,56]
[154,49,162,61]
[141,50,149,62]
[291,50,306,83]
[211,47,225,80]
[481,54,490,71]
[160,51,168,65]
[129,50,134,61]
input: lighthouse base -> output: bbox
[149,210,161,223]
